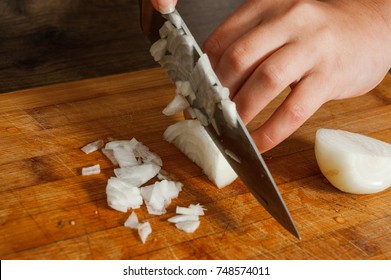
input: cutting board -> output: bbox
[0,68,390,260]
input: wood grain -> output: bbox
[0,68,390,260]
[0,0,242,93]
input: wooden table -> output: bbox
[0,68,390,259]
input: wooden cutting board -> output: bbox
[0,68,390,260]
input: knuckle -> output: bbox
[225,44,250,73]
[259,62,284,92]
[282,102,308,126]
[203,36,222,59]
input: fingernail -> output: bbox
[159,4,175,14]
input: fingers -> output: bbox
[203,0,278,67]
[150,0,178,14]
[233,42,316,124]
[250,74,330,153]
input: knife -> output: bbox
[139,0,300,239]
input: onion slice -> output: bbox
[81,164,101,176]
[175,220,200,233]
[164,119,237,188]
[315,128,391,194]
[81,139,104,154]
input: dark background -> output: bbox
[0,0,242,93]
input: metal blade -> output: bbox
[139,0,300,239]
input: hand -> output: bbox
[203,0,391,152]
[150,0,178,14]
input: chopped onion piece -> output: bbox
[315,128,391,194]
[134,141,163,166]
[175,220,200,233]
[112,146,138,168]
[221,99,238,128]
[193,108,209,126]
[101,148,118,165]
[168,214,199,223]
[137,222,152,244]
[114,163,161,187]
[176,204,205,216]
[141,180,182,215]
[124,211,139,229]
[81,139,104,154]
[162,94,190,116]
[164,120,237,188]
[166,10,182,29]
[82,164,101,176]
[159,21,175,38]
[150,39,168,62]
[106,177,143,212]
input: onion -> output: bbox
[141,180,183,215]
[81,139,104,154]
[159,21,175,38]
[162,93,190,116]
[176,204,205,216]
[175,220,200,233]
[315,128,391,194]
[221,99,238,128]
[167,214,199,223]
[81,164,101,176]
[137,222,152,244]
[106,177,143,212]
[124,211,139,229]
[150,39,168,62]
[114,163,161,187]
[163,119,238,188]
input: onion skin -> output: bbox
[315,128,391,194]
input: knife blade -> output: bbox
[139,0,300,239]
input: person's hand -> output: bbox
[203,0,391,152]
[150,0,178,14]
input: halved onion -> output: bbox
[164,119,237,188]
[315,128,391,194]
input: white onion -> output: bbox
[159,21,175,38]
[163,120,238,188]
[137,222,152,244]
[81,139,104,154]
[124,211,139,229]
[176,204,205,216]
[175,220,200,233]
[101,148,118,165]
[81,164,101,176]
[167,214,199,223]
[114,163,161,187]
[150,39,168,62]
[106,177,143,212]
[315,128,391,194]
[162,94,190,116]
[221,99,238,128]
[141,180,183,215]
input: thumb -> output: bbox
[150,0,178,14]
